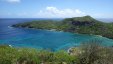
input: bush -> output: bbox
[77,41,113,64]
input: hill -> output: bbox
[12,16,113,39]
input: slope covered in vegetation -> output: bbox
[0,41,113,64]
[12,16,113,39]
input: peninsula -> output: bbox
[12,16,113,39]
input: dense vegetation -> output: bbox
[0,41,113,64]
[0,45,77,64]
[12,16,113,39]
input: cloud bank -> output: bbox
[0,6,86,18]
[37,6,86,18]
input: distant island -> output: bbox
[12,16,113,39]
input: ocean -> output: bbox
[0,18,113,51]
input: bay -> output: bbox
[0,18,113,51]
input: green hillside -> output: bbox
[0,41,113,64]
[12,16,113,39]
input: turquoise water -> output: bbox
[0,19,113,51]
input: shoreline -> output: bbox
[12,25,113,40]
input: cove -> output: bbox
[0,19,113,51]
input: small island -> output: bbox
[12,16,113,39]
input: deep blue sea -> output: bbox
[0,18,113,51]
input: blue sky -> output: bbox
[0,0,113,18]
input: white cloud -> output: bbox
[4,0,20,3]
[37,6,86,18]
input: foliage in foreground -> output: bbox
[0,41,113,64]
[0,45,77,64]
[76,41,113,64]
